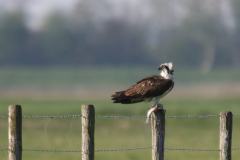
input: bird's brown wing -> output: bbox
[111,75,174,104]
[125,75,173,98]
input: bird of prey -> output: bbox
[111,62,174,123]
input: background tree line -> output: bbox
[0,0,240,71]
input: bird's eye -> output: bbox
[162,65,165,68]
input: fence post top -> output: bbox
[220,112,233,117]
[82,104,94,108]
[9,105,22,109]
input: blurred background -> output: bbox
[1,1,240,160]
[0,0,240,99]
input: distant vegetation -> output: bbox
[0,0,240,71]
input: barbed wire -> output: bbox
[165,148,220,151]
[97,114,240,119]
[0,114,240,119]
[23,149,81,152]
[1,147,240,153]
[96,114,224,119]
[0,148,8,152]
[166,115,220,118]
[22,115,83,119]
[95,147,152,152]
[0,116,8,119]
[96,115,147,119]
[1,113,240,154]
[95,147,240,152]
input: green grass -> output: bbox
[0,67,240,159]
[0,98,240,160]
[0,66,240,91]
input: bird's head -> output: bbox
[158,62,174,79]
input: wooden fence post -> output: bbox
[220,111,233,160]
[82,105,95,160]
[8,105,22,160]
[151,109,165,160]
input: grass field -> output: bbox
[0,67,239,159]
[0,66,240,99]
[0,98,240,160]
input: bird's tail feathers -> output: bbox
[111,91,143,104]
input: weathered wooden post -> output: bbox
[220,111,233,160]
[151,109,165,160]
[8,105,22,160]
[82,105,95,160]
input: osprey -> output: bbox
[111,62,174,123]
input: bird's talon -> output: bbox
[156,104,164,110]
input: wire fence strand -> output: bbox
[0,116,8,119]
[96,115,148,119]
[1,147,240,153]
[22,115,83,119]
[1,112,240,154]
[0,148,8,152]
[22,149,81,152]
[166,115,220,118]
[165,148,220,151]
[96,115,222,119]
[0,114,240,119]
[95,147,152,152]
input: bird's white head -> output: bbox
[158,62,174,79]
